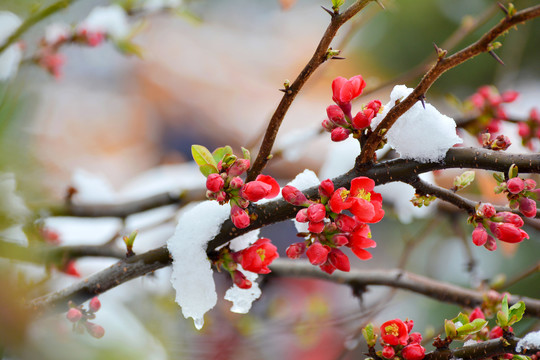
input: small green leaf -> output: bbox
[241,147,251,161]
[509,164,518,179]
[212,146,233,163]
[192,145,217,168]
[493,173,505,183]
[332,0,345,10]
[512,355,530,360]
[123,230,138,247]
[362,323,377,347]
[456,319,487,337]
[199,164,218,177]
[507,301,525,326]
[114,39,144,58]
[452,312,470,326]
[454,171,475,190]
[444,319,457,339]
[497,295,510,328]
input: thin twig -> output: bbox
[246,0,376,182]
[494,261,540,290]
[359,5,540,163]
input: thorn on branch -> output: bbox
[321,6,335,17]
[488,50,505,66]
[375,0,385,10]
[418,94,426,109]
[331,56,345,60]
[433,42,447,60]
[498,2,509,16]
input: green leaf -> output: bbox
[452,312,470,326]
[454,171,475,190]
[493,173,505,183]
[192,145,217,168]
[509,164,518,179]
[456,319,487,336]
[114,39,144,58]
[212,146,233,163]
[512,355,530,360]
[362,323,377,347]
[332,0,345,10]
[507,301,525,326]
[241,147,251,161]
[444,319,457,339]
[497,295,510,328]
[199,164,218,177]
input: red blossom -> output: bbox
[308,220,325,233]
[382,346,395,359]
[255,175,280,198]
[232,270,252,289]
[329,187,352,214]
[286,242,306,259]
[519,197,537,218]
[347,177,384,223]
[380,319,409,346]
[332,75,366,106]
[328,248,350,272]
[404,319,414,332]
[491,222,529,243]
[206,173,224,192]
[352,109,374,130]
[319,261,336,274]
[237,238,279,274]
[348,224,376,260]
[469,307,485,321]
[408,332,423,344]
[85,322,105,339]
[507,177,524,194]
[89,297,101,312]
[66,308,82,323]
[472,224,488,247]
[401,343,426,360]
[319,179,334,199]
[489,326,512,339]
[326,105,347,126]
[228,158,250,176]
[307,203,326,223]
[296,208,309,223]
[241,181,272,202]
[330,127,350,142]
[306,242,329,265]
[496,212,524,227]
[231,205,250,229]
[63,260,80,277]
[477,203,496,218]
[335,214,357,233]
[282,185,309,206]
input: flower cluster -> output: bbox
[321,75,382,142]
[65,297,105,339]
[213,238,279,289]
[466,85,519,135]
[192,145,280,229]
[282,177,384,274]
[470,202,529,251]
[518,108,540,150]
[493,168,538,218]
[379,319,425,360]
[481,133,512,151]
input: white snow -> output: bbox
[516,330,540,352]
[78,5,131,39]
[463,339,477,347]
[0,11,22,81]
[167,201,230,329]
[142,0,182,12]
[371,85,462,162]
[224,230,262,313]
[0,173,30,235]
[44,23,71,45]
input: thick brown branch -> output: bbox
[31,147,540,312]
[359,5,540,163]
[246,0,375,182]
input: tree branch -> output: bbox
[359,5,540,163]
[30,147,540,313]
[246,0,376,182]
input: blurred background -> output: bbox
[0,0,539,359]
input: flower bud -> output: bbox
[66,308,82,323]
[472,224,488,247]
[518,122,530,138]
[228,159,250,176]
[408,332,422,344]
[484,234,497,251]
[524,178,537,190]
[307,203,326,223]
[241,181,272,202]
[319,261,336,274]
[85,322,105,339]
[215,191,227,203]
[282,185,309,206]
[326,105,347,126]
[332,234,349,246]
[381,346,395,359]
[328,248,350,272]
[296,208,308,223]
[476,203,496,218]
[231,205,250,229]
[330,127,350,142]
[492,223,529,243]
[286,242,306,259]
[319,179,334,199]
[308,220,325,233]
[89,297,101,312]
[335,214,357,233]
[469,307,485,321]
[366,99,382,113]
[496,212,524,227]
[507,177,524,194]
[321,119,336,132]
[492,135,511,151]
[519,197,537,218]
[306,242,329,265]
[206,173,225,192]
[501,90,519,103]
[229,176,244,189]
[404,319,414,332]
[352,110,371,130]
[232,270,252,289]
[401,343,426,360]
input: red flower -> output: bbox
[306,242,330,265]
[519,197,537,218]
[255,175,280,198]
[308,220,325,233]
[507,177,524,194]
[501,90,519,103]
[63,260,81,277]
[332,75,366,106]
[326,105,347,126]
[401,343,426,360]
[227,158,250,176]
[319,179,334,199]
[282,185,309,206]
[66,308,82,323]
[319,261,336,274]
[330,127,350,142]
[328,248,350,272]
[347,177,384,223]
[348,224,376,260]
[329,187,352,214]
[491,223,529,243]
[382,346,395,359]
[477,203,496,218]
[206,173,224,192]
[85,322,105,339]
[380,319,409,346]
[408,332,422,344]
[404,319,414,332]
[335,214,357,233]
[489,326,512,339]
[307,203,326,223]
[472,224,488,246]
[286,242,306,259]
[232,270,252,289]
[496,212,524,227]
[469,307,485,321]
[89,297,101,312]
[231,205,250,229]
[237,238,279,274]
[241,175,280,202]
[296,208,309,222]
